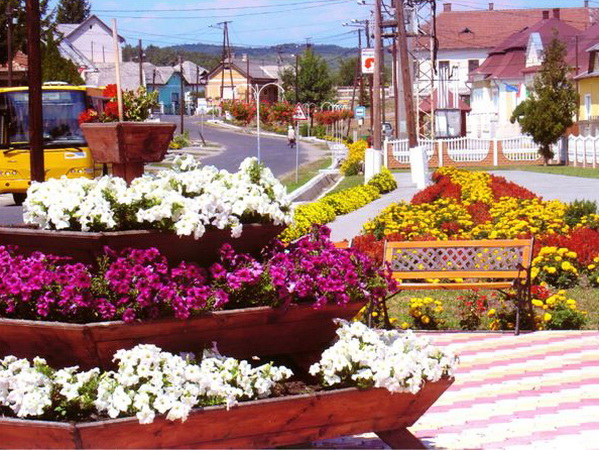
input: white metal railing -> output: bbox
[498,136,539,162]
[568,135,599,168]
[388,138,435,164]
[445,137,491,163]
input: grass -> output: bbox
[280,157,332,192]
[464,165,599,179]
[326,174,364,195]
[385,287,599,331]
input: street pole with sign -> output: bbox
[292,103,308,183]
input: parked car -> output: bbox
[381,122,393,138]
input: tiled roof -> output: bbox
[472,18,581,81]
[436,6,597,50]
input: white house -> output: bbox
[57,15,125,64]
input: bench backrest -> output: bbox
[384,239,534,281]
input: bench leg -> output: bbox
[376,428,427,449]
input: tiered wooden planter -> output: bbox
[0,224,285,266]
[0,378,453,449]
[0,302,364,370]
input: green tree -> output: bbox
[281,47,334,105]
[510,36,578,164]
[0,0,53,66]
[55,0,90,24]
[336,56,359,86]
[41,33,83,85]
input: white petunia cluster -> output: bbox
[309,320,458,394]
[95,344,292,424]
[0,356,54,418]
[23,157,293,238]
[0,344,292,424]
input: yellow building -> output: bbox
[205,57,281,104]
[576,42,599,136]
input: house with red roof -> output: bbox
[417,3,597,109]
[467,11,599,138]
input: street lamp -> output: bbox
[240,82,285,162]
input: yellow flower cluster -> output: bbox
[363,198,473,240]
[321,185,380,215]
[531,290,587,330]
[408,297,445,330]
[470,198,568,239]
[279,202,336,242]
[586,255,599,287]
[531,246,579,288]
[340,140,368,176]
[436,167,493,204]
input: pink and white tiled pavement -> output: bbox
[312,331,599,449]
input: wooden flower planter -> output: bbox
[0,378,453,449]
[0,302,364,370]
[80,122,176,183]
[0,224,285,266]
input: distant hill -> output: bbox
[124,42,358,72]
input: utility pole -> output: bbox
[396,0,417,147]
[372,0,383,150]
[138,39,144,87]
[26,0,44,182]
[295,53,299,103]
[179,54,184,133]
[6,2,14,87]
[215,21,234,101]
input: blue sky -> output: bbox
[48,0,590,49]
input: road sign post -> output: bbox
[292,104,308,183]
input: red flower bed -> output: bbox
[536,227,599,265]
[489,175,538,201]
[466,201,493,225]
[411,175,462,205]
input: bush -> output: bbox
[367,168,397,194]
[564,200,597,228]
[169,131,191,150]
[321,185,380,215]
[340,140,368,176]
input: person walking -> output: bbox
[287,125,296,148]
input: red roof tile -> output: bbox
[436,6,597,50]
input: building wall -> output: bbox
[206,68,249,101]
[468,79,525,138]
[156,72,189,115]
[577,77,599,136]
[67,17,121,64]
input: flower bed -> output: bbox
[0,322,457,449]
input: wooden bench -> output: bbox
[383,238,534,334]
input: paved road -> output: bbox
[161,115,323,178]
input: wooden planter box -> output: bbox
[80,122,176,164]
[0,302,364,370]
[0,378,453,449]
[0,224,285,266]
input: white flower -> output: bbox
[310,320,459,395]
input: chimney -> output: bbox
[488,3,494,10]
[443,3,451,12]
[585,0,589,7]
[542,10,549,19]
[553,8,560,19]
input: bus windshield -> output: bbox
[0,89,87,148]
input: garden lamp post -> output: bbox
[254,82,284,162]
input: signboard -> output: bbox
[354,105,366,119]
[361,48,375,74]
[292,103,308,120]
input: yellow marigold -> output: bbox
[543,312,552,322]
[532,299,544,307]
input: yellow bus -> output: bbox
[0,84,102,205]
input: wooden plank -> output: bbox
[75,380,453,449]
[377,428,427,449]
[385,239,533,249]
[392,270,523,279]
[0,417,76,449]
[397,282,514,291]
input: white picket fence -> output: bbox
[386,135,562,166]
[568,135,599,168]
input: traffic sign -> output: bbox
[355,105,366,119]
[361,48,375,74]
[292,103,308,120]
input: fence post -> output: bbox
[383,140,389,168]
[573,138,577,167]
[438,140,443,167]
[493,138,498,166]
